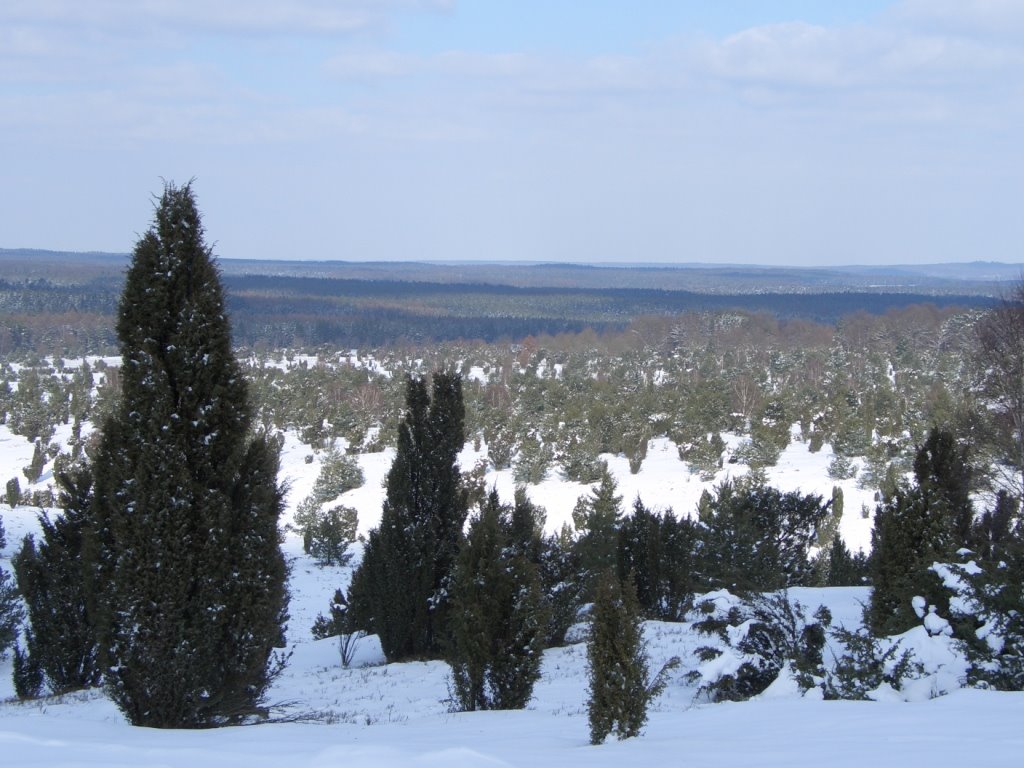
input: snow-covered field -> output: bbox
[2,421,1022,766]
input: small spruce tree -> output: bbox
[12,645,44,699]
[347,372,468,661]
[13,464,101,694]
[586,570,678,745]
[572,464,623,597]
[867,428,970,636]
[826,533,869,587]
[0,567,21,660]
[22,440,45,484]
[447,489,545,711]
[698,480,830,593]
[5,477,20,508]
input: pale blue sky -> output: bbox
[2,1,1022,265]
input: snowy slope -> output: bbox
[1,424,1022,766]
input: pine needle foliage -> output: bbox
[586,570,678,745]
[0,568,20,661]
[868,427,972,636]
[12,464,101,694]
[88,182,288,728]
[572,464,623,597]
[347,372,468,662]
[447,489,545,711]
[698,479,831,593]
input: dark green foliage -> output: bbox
[7,367,57,444]
[867,428,971,636]
[295,451,359,554]
[23,440,45,484]
[294,448,364,549]
[5,477,19,507]
[683,432,726,480]
[0,567,21,659]
[347,372,468,662]
[304,506,358,566]
[824,625,921,700]
[508,487,545,563]
[698,480,831,593]
[508,489,585,648]
[617,499,696,620]
[88,182,288,728]
[972,491,1019,562]
[0,511,5,547]
[513,437,553,485]
[692,593,831,702]
[13,644,44,699]
[913,427,974,549]
[12,465,101,693]
[311,589,349,640]
[537,527,585,647]
[572,465,623,597]
[867,487,951,636]
[586,571,678,745]
[447,490,545,711]
[825,533,870,587]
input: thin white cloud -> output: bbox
[894,0,1024,38]
[696,19,1022,92]
[325,50,542,81]
[325,51,417,79]
[0,0,448,36]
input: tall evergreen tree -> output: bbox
[618,501,696,621]
[698,480,830,593]
[0,568,20,661]
[537,525,586,648]
[868,427,974,636]
[586,570,677,745]
[87,182,288,727]
[447,490,545,711]
[13,464,101,694]
[572,464,623,597]
[913,427,973,550]
[348,372,467,661]
[972,491,1019,563]
[617,497,662,614]
[825,532,869,587]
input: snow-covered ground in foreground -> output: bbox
[1,423,1022,766]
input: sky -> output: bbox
[2,0,1023,266]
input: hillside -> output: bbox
[2,411,1022,766]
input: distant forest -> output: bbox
[0,249,1005,354]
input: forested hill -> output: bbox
[0,248,1008,353]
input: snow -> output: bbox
[1,397,1022,766]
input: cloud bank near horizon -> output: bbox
[2,1,1022,266]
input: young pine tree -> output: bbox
[1,514,21,661]
[88,182,288,728]
[447,490,545,711]
[572,464,623,598]
[868,428,971,636]
[586,570,678,745]
[347,372,468,661]
[618,501,697,621]
[698,480,830,594]
[13,464,101,694]
[825,532,869,587]
[0,568,20,662]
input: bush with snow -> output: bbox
[690,590,831,702]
